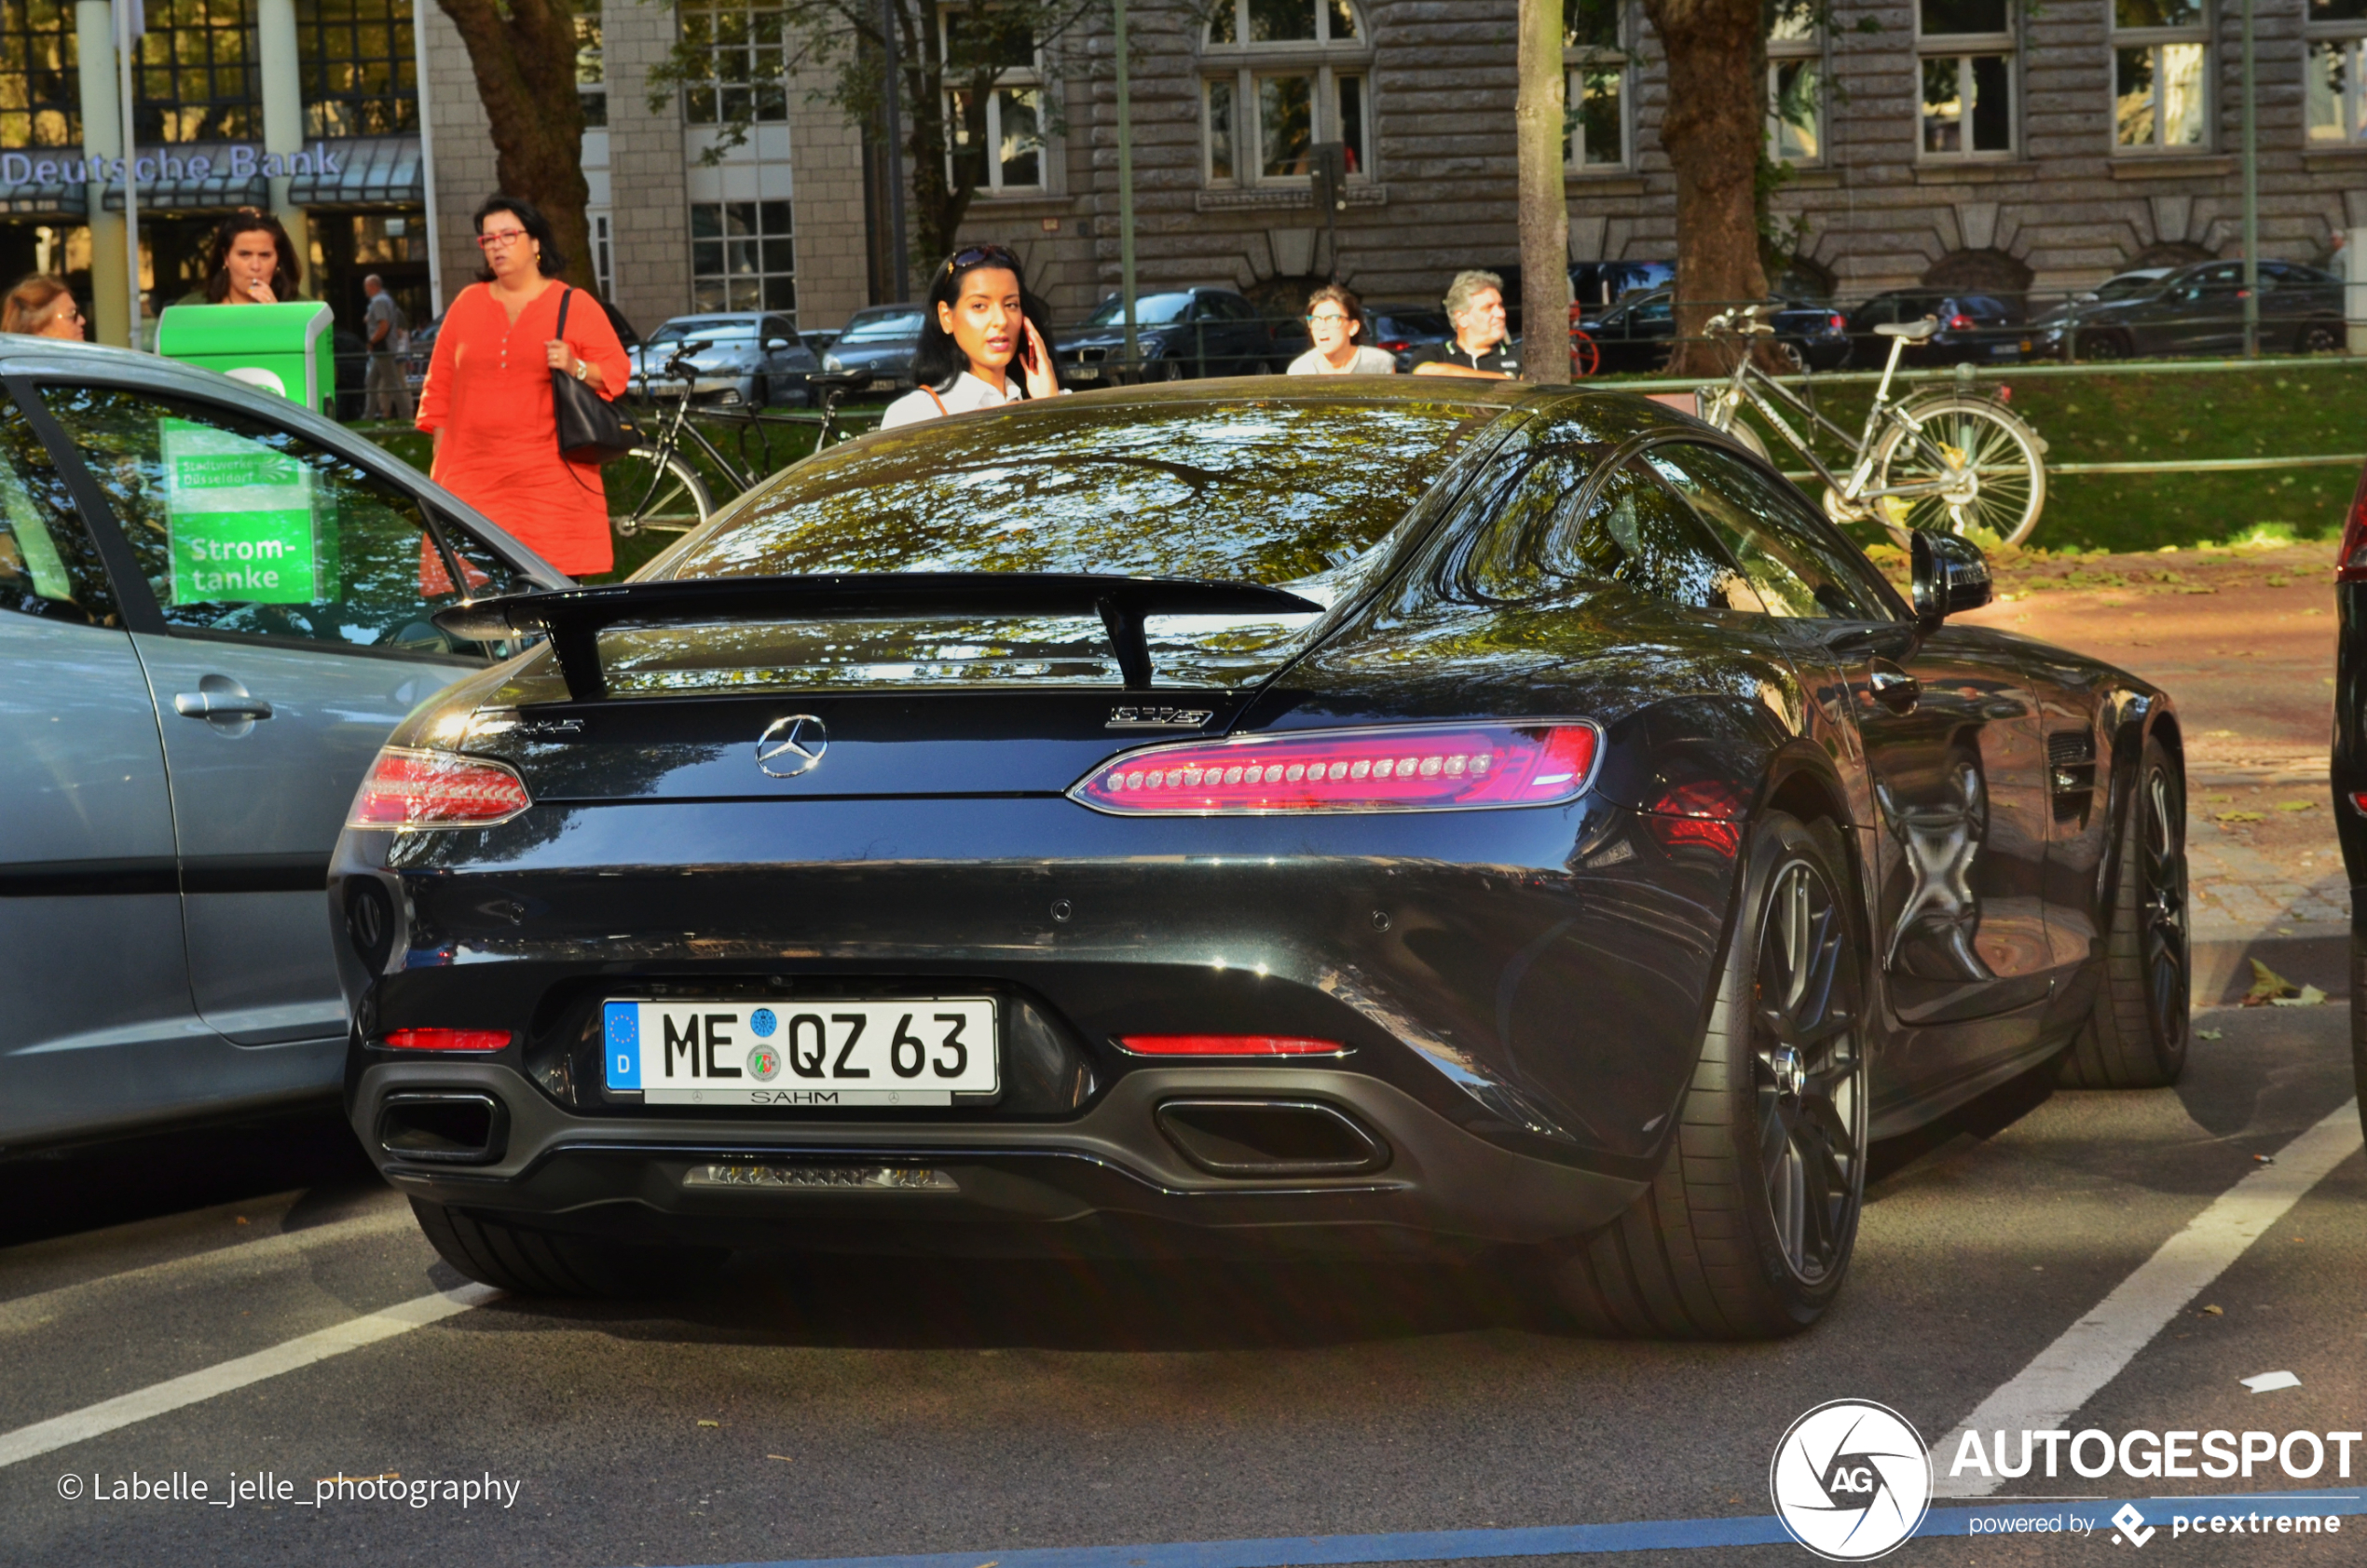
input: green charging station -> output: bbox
[156,302,335,416]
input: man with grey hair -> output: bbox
[1410,268,1519,379]
[361,273,413,420]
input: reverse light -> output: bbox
[347,746,532,830]
[1116,1035,1345,1057]
[2339,466,2367,582]
[381,1028,513,1052]
[1071,721,1601,815]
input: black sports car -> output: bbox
[2330,472,2367,1143]
[332,381,2190,1337]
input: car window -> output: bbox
[1447,449,1734,610]
[1632,294,1673,325]
[842,310,924,341]
[0,399,117,625]
[1644,442,1891,620]
[1085,293,1196,327]
[36,384,494,657]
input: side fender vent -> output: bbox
[2046,730,2098,823]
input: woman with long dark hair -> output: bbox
[202,209,303,305]
[879,244,1063,429]
[414,196,630,575]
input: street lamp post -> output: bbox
[1114,0,1138,375]
[116,0,141,349]
[880,0,910,301]
[2241,0,2259,358]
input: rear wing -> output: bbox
[431,572,1324,701]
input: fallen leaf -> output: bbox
[2218,810,2265,824]
[2201,1304,2224,1316]
[2271,984,2328,1008]
[2276,799,2318,812]
[767,1454,794,1464]
[2197,1028,2223,1041]
[697,1420,721,1428]
[2244,959,2300,1005]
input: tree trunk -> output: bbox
[434,0,598,295]
[1516,0,1571,385]
[1638,0,1766,375]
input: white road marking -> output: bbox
[0,1283,499,1470]
[0,1206,418,1337]
[1932,1098,2362,1498]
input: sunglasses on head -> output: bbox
[945,245,1022,276]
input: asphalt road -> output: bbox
[1,1003,2359,1568]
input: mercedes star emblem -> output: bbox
[755,714,828,778]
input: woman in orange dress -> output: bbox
[416,196,629,576]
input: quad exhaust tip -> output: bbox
[1155,1098,1391,1178]
[376,1092,508,1166]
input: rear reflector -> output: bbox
[1117,1035,1346,1057]
[347,746,532,830]
[381,1028,513,1052]
[1073,721,1599,815]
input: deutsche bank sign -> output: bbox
[0,142,346,192]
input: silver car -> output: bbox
[0,341,565,1152]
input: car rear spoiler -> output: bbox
[431,573,1324,700]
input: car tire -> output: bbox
[2077,332,2129,362]
[1544,811,1869,1340]
[2058,736,2189,1089]
[409,1198,726,1298]
[2298,321,2342,355]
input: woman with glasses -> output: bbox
[415,196,630,576]
[880,245,1064,429]
[1286,283,1394,375]
[201,210,304,306]
[1,275,85,339]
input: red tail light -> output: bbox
[1116,1035,1345,1057]
[382,1028,512,1051]
[1376,338,1410,352]
[2340,467,2367,582]
[1948,313,1976,331]
[1072,722,1601,815]
[1828,314,1845,331]
[348,746,532,830]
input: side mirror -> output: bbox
[764,336,792,351]
[1911,532,1993,631]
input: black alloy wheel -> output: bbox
[2299,321,2343,355]
[2079,332,2130,362]
[2059,735,2189,1088]
[1547,811,1868,1338]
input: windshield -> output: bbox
[1083,293,1197,327]
[841,310,924,342]
[2094,275,2163,301]
[650,320,756,344]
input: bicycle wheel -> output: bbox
[607,446,714,538]
[1569,329,1601,379]
[1869,394,2046,549]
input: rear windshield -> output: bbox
[660,393,1509,586]
[841,310,924,341]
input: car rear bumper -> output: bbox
[351,1057,1650,1257]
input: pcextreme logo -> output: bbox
[1769,1400,1934,1561]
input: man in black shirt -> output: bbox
[1410,269,1521,379]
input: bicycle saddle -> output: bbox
[808,369,875,392]
[1872,316,1941,341]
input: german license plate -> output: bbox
[603,998,998,1106]
[1069,366,1101,381]
[1991,342,2020,356]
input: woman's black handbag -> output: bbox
[550,287,642,465]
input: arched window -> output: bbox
[1200,0,1373,187]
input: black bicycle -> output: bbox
[609,345,873,537]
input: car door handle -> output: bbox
[1868,661,1921,715]
[173,675,274,723]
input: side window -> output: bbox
[1456,446,1598,602]
[1567,463,1748,611]
[0,400,118,625]
[36,385,488,657]
[1646,442,1894,620]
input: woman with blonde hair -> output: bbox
[1286,282,1394,375]
[2,275,85,339]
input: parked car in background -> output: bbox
[1054,288,1288,384]
[1578,289,1849,375]
[632,312,820,408]
[2033,260,2343,361]
[0,338,566,1153]
[1842,291,2033,368]
[1569,260,1676,310]
[822,305,925,391]
[799,328,841,359]
[1365,305,1454,372]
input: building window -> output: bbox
[577,12,606,129]
[590,210,613,296]
[299,0,418,138]
[1917,0,2015,159]
[1201,0,1372,185]
[1565,0,1628,170]
[1767,0,1823,164]
[943,5,1043,193]
[0,0,81,150]
[691,198,793,312]
[2308,0,2367,143]
[136,0,261,144]
[2113,0,2206,151]
[680,1,787,125]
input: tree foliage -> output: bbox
[434,0,599,294]
[650,1,1109,283]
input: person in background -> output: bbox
[1,275,85,339]
[202,209,303,306]
[1409,269,1520,379]
[880,244,1063,429]
[361,273,413,420]
[416,195,630,577]
[1287,283,1395,375]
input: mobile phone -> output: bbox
[1018,322,1039,374]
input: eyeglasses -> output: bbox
[1307,312,1351,324]
[944,244,1021,275]
[475,228,530,251]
